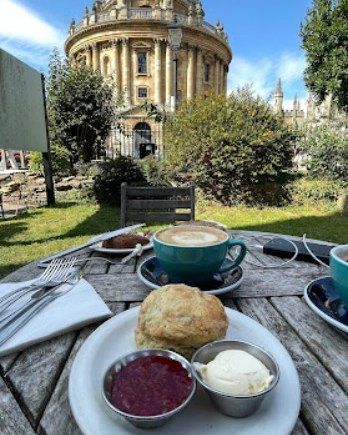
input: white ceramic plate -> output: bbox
[69,308,301,435]
[92,240,153,255]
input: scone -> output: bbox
[135,284,228,359]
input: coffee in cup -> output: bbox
[156,226,227,247]
[153,226,247,286]
[330,245,348,307]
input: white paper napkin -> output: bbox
[0,279,112,357]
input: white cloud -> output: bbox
[228,57,274,99]
[228,52,307,101]
[0,0,63,47]
[277,53,306,84]
[0,0,64,70]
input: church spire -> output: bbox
[275,78,283,97]
[274,78,283,116]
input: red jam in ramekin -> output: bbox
[110,355,193,417]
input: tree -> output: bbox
[301,0,348,111]
[164,90,296,206]
[47,50,116,163]
[297,119,348,180]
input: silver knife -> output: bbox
[38,224,145,267]
[0,278,78,329]
[0,291,68,347]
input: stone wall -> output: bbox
[0,173,94,211]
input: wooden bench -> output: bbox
[120,183,195,227]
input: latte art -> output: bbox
[157,227,227,247]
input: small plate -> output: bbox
[304,277,348,334]
[137,256,244,296]
[92,240,153,255]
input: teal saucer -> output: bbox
[137,256,244,296]
[304,277,348,334]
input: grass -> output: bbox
[0,200,347,279]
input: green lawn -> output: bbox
[0,201,346,279]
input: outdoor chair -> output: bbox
[120,182,195,227]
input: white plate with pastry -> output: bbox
[92,233,153,255]
[69,286,301,435]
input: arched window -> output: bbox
[102,56,111,76]
[134,122,154,158]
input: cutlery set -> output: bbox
[0,225,147,348]
[0,257,79,347]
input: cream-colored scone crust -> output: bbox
[135,285,228,358]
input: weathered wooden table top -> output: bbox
[0,231,347,435]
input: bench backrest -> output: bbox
[120,183,195,227]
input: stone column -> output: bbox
[215,57,220,93]
[132,48,138,105]
[196,48,203,95]
[187,45,195,100]
[165,42,173,107]
[220,62,225,94]
[86,45,93,69]
[112,39,121,96]
[224,66,228,94]
[121,38,131,105]
[92,43,100,71]
[154,39,162,105]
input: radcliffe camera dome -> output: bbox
[65,0,231,159]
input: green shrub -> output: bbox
[28,151,43,175]
[56,185,95,204]
[93,156,147,205]
[75,161,99,178]
[29,144,72,176]
[164,89,296,206]
[291,178,347,205]
[297,123,348,180]
[138,156,172,186]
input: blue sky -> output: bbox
[0,0,312,107]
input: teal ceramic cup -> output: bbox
[330,245,348,307]
[153,227,247,286]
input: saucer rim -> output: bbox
[137,255,244,296]
[304,276,348,334]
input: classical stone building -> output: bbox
[273,78,345,128]
[65,0,232,158]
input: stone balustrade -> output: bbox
[128,8,153,19]
[71,8,227,41]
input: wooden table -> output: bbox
[0,231,347,435]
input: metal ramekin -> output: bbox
[102,349,196,429]
[191,340,280,418]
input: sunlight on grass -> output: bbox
[0,201,346,279]
[198,202,347,243]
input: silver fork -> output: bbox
[0,263,78,328]
[0,258,62,305]
[0,276,80,348]
[0,258,77,315]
